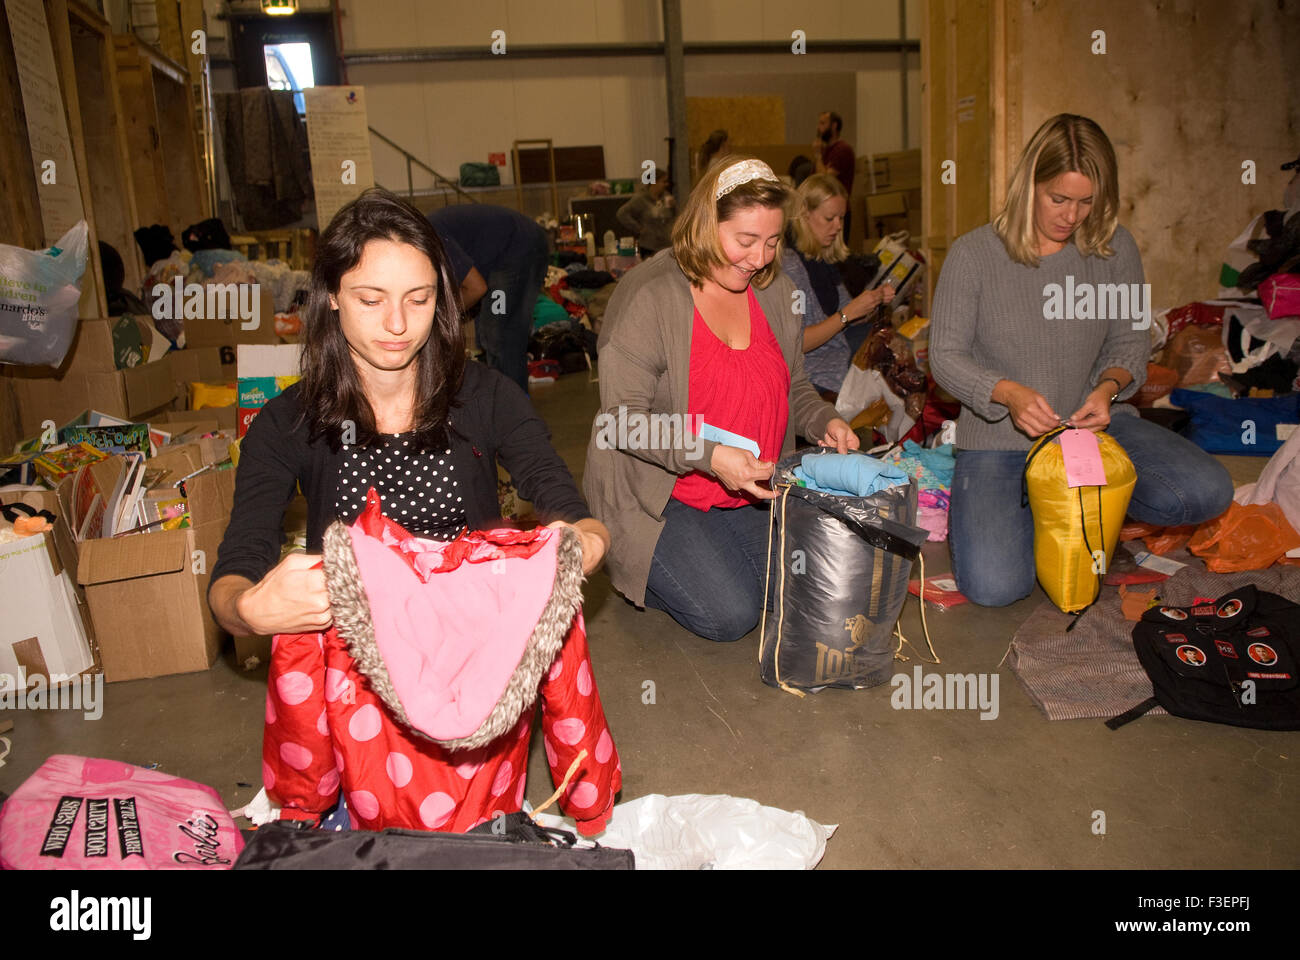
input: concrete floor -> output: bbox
[2,373,1297,868]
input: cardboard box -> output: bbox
[183,287,278,379]
[156,420,235,468]
[163,406,238,432]
[59,448,235,683]
[167,346,224,385]
[4,319,178,437]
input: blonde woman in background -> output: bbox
[780,174,894,396]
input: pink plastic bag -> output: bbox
[1259,273,1300,320]
[0,755,243,870]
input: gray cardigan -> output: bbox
[583,250,839,607]
[930,224,1149,451]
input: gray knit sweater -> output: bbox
[930,223,1149,451]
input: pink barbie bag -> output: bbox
[0,755,243,870]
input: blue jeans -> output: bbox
[645,498,775,642]
[948,411,1235,607]
[479,223,548,393]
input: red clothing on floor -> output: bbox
[673,286,790,510]
[262,507,621,837]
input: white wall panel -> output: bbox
[412,2,511,48]
[595,0,663,43]
[504,0,600,44]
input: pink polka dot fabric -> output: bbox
[261,528,622,836]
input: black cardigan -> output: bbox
[210,361,591,591]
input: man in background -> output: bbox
[814,111,856,242]
[428,204,547,393]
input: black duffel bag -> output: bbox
[234,815,634,870]
[759,449,926,694]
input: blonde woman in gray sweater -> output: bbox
[930,114,1232,607]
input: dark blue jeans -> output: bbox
[645,498,775,642]
[479,223,548,393]
[948,411,1235,607]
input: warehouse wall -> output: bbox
[925,0,1299,307]
[1011,0,1300,306]
[332,0,920,189]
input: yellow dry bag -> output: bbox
[1023,426,1137,613]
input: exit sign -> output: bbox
[488,153,506,166]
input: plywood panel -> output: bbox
[951,0,989,239]
[152,58,204,230]
[115,36,171,229]
[920,0,951,301]
[153,0,183,64]
[1013,0,1300,305]
[69,3,144,294]
[686,96,785,151]
[0,0,43,251]
[687,67,855,148]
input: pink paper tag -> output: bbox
[1059,428,1107,487]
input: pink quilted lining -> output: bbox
[348,525,560,742]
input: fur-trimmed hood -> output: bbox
[322,491,584,751]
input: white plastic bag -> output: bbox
[835,366,915,442]
[0,221,88,367]
[534,793,836,869]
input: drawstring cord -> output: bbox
[530,748,588,821]
[758,485,806,698]
[894,550,941,664]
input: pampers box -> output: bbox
[237,343,302,437]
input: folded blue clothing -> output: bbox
[793,451,909,497]
[901,440,955,487]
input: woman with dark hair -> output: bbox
[930,114,1232,607]
[583,156,856,644]
[208,187,608,638]
[697,129,730,179]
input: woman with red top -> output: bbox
[584,156,857,642]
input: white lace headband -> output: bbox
[715,159,780,200]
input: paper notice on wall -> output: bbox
[304,86,374,230]
[5,0,85,245]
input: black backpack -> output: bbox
[233,815,634,870]
[1108,585,1300,730]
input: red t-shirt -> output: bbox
[672,287,790,510]
[824,140,855,195]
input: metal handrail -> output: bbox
[368,127,477,203]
